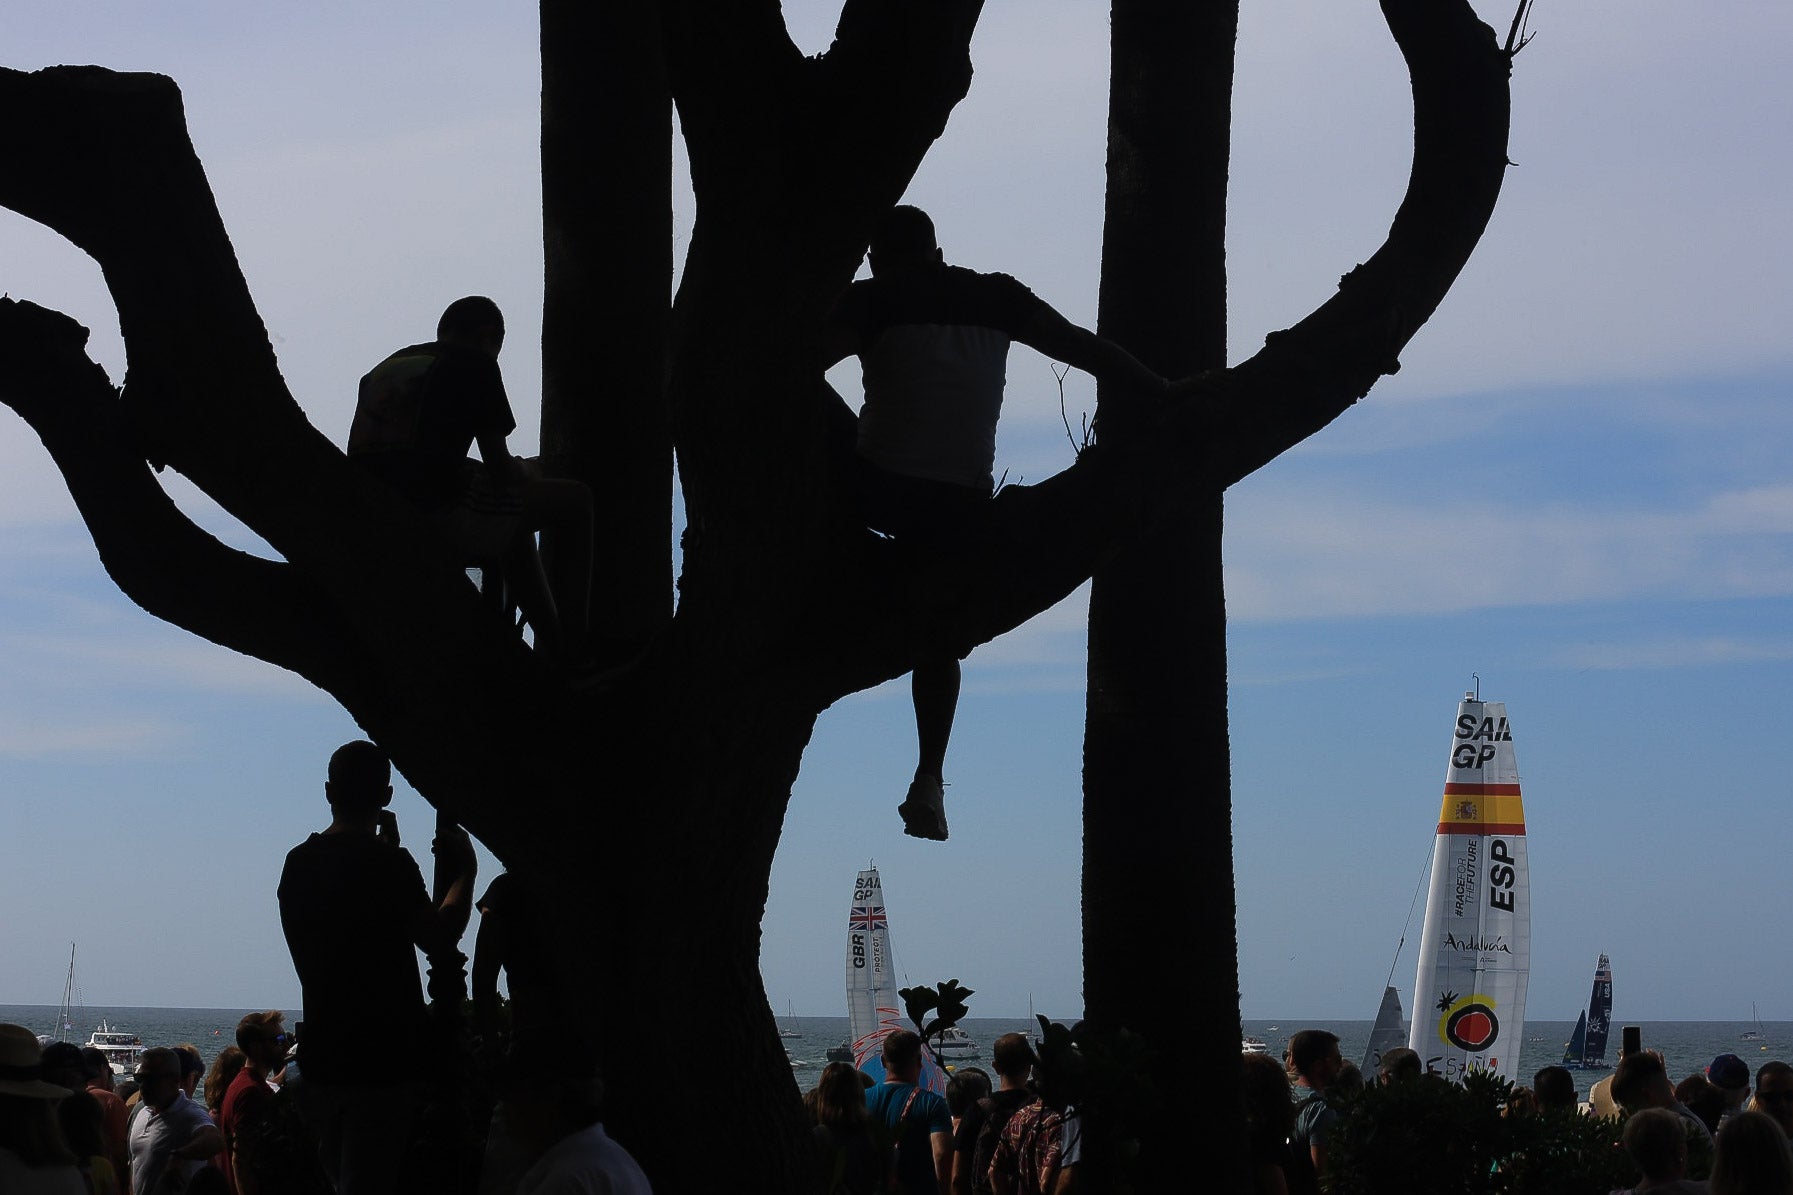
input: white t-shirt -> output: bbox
[128,1090,215,1193]
[516,1122,653,1195]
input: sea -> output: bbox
[5,1005,1782,1089]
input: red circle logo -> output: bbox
[1444,1002,1500,1052]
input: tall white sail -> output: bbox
[1408,695,1531,1082]
[845,865,946,1092]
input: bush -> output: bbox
[1324,1070,1635,1195]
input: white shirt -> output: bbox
[516,1122,653,1195]
[128,1090,215,1194]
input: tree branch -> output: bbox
[1209,0,1512,484]
[0,298,368,693]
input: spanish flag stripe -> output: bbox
[1442,783,1523,796]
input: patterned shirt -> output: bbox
[990,1100,1065,1194]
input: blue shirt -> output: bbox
[865,1081,951,1195]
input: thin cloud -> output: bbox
[0,714,186,758]
[1550,636,1793,672]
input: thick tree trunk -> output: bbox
[1087,3,1242,1191]
[540,0,673,660]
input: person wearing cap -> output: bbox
[278,739,477,1195]
[1709,1054,1753,1131]
[0,1023,86,1193]
[127,1046,224,1195]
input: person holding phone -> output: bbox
[277,741,478,1194]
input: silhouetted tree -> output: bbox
[0,1,1515,1190]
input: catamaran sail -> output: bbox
[845,865,946,1093]
[1563,1011,1588,1067]
[1362,986,1408,1072]
[1408,693,1531,1082]
[1561,955,1613,1068]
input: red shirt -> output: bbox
[86,1081,130,1182]
[218,1068,275,1195]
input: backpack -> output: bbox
[1284,1092,1325,1195]
[971,1092,1036,1195]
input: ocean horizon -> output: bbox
[6,1004,1783,1091]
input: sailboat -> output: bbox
[842,864,947,1093]
[1742,1003,1766,1043]
[1362,986,1408,1072]
[778,1001,802,1039]
[1561,954,1613,1069]
[39,943,82,1046]
[1407,688,1532,1083]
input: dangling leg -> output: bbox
[898,654,958,841]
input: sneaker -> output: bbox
[898,776,949,841]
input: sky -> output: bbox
[2,1,1791,1028]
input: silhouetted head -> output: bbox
[1677,1073,1727,1136]
[816,1061,871,1129]
[1623,1107,1689,1183]
[1613,1050,1673,1112]
[1379,1047,1421,1085]
[868,206,943,277]
[204,1047,245,1113]
[946,1067,990,1117]
[1242,1051,1295,1140]
[437,296,505,357]
[325,740,393,814]
[38,1043,87,1094]
[174,1045,205,1097]
[1713,1110,1793,1194]
[1532,1065,1577,1111]
[1752,1061,1793,1134]
[991,1033,1036,1083]
[1288,1029,1342,1087]
[78,1048,111,1091]
[881,1029,923,1082]
[133,1048,183,1112]
[235,1010,287,1072]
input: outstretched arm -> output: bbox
[1014,305,1170,398]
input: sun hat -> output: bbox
[0,1024,75,1099]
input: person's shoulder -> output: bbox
[948,265,1037,298]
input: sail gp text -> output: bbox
[1452,713,1512,768]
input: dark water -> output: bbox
[6,1005,1780,1089]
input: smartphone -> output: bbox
[1622,1025,1642,1056]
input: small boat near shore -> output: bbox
[87,1022,144,1077]
[930,1026,978,1061]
